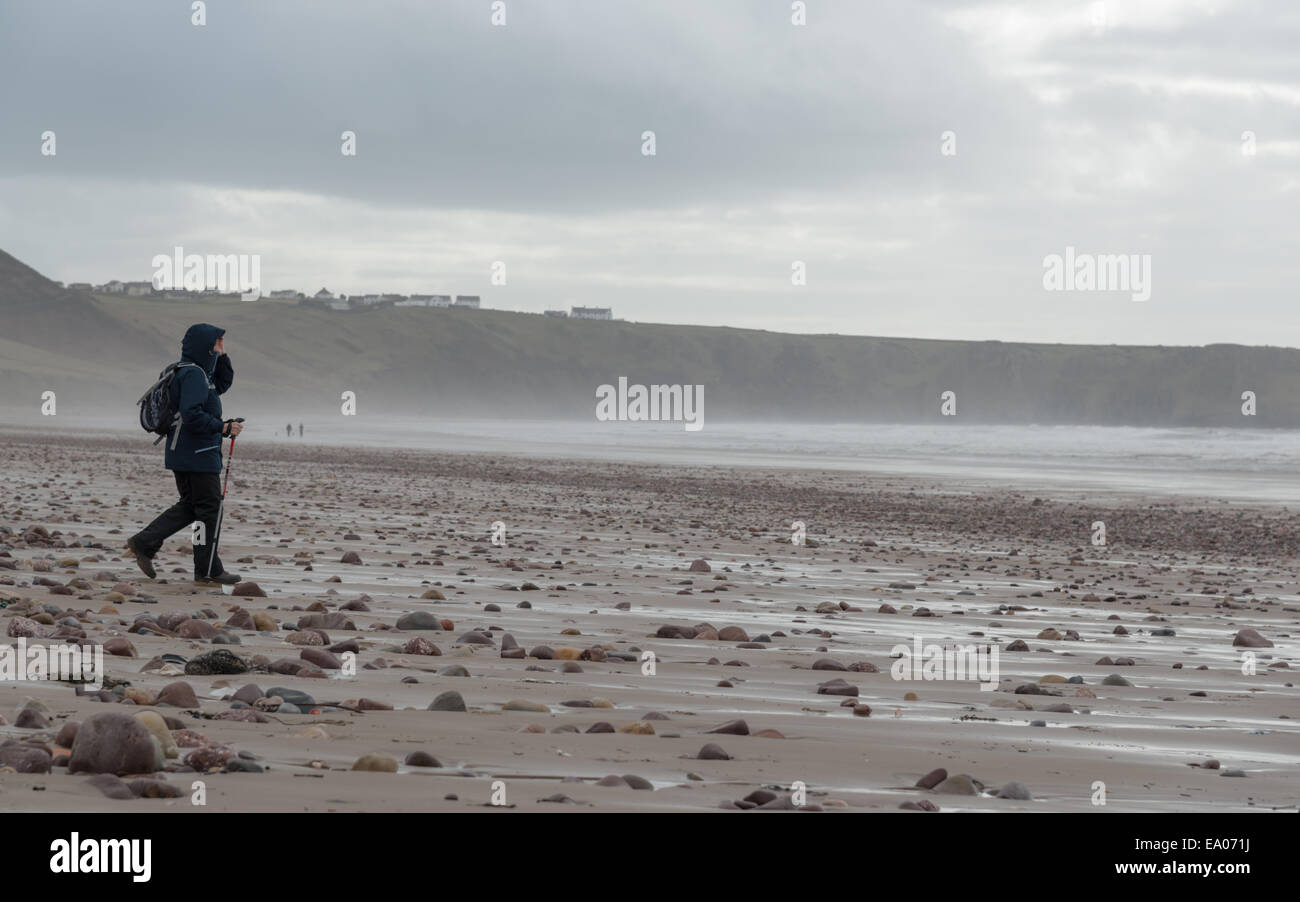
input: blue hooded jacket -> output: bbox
[164,323,234,473]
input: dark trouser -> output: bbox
[132,471,225,579]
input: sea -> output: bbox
[5,412,1297,504]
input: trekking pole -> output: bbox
[206,418,244,580]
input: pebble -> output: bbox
[396,611,440,630]
[15,708,50,729]
[403,637,441,656]
[0,741,53,773]
[103,638,137,658]
[55,721,79,748]
[1232,629,1273,648]
[133,711,178,759]
[428,691,467,712]
[934,774,981,795]
[899,799,940,812]
[177,619,221,640]
[265,687,316,707]
[184,746,235,770]
[916,768,947,789]
[300,648,342,670]
[816,678,859,697]
[300,612,356,630]
[131,777,184,797]
[86,773,136,799]
[351,754,398,772]
[996,781,1033,800]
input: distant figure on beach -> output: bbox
[299,422,303,437]
[127,323,243,586]
[286,422,292,438]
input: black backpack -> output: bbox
[137,361,200,447]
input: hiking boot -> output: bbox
[195,571,240,587]
[125,538,156,579]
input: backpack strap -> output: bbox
[175,360,212,388]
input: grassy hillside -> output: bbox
[1,249,1296,425]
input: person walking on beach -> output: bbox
[286,422,292,438]
[298,422,303,437]
[126,323,244,586]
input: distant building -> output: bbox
[314,287,335,300]
[99,280,125,294]
[380,293,406,303]
[68,282,93,292]
[328,299,350,310]
[429,294,452,307]
[394,298,428,307]
[571,306,612,320]
[358,294,381,305]
[124,281,154,296]
[543,309,569,318]
[269,289,302,300]
[453,295,480,309]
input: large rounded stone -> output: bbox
[68,712,164,775]
[155,681,199,708]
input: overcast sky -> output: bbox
[2,0,1296,345]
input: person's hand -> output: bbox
[224,420,244,437]
[214,337,227,355]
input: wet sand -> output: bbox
[1,431,1296,812]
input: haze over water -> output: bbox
[10,414,1297,504]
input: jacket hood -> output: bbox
[181,323,225,372]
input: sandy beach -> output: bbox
[1,430,1296,813]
